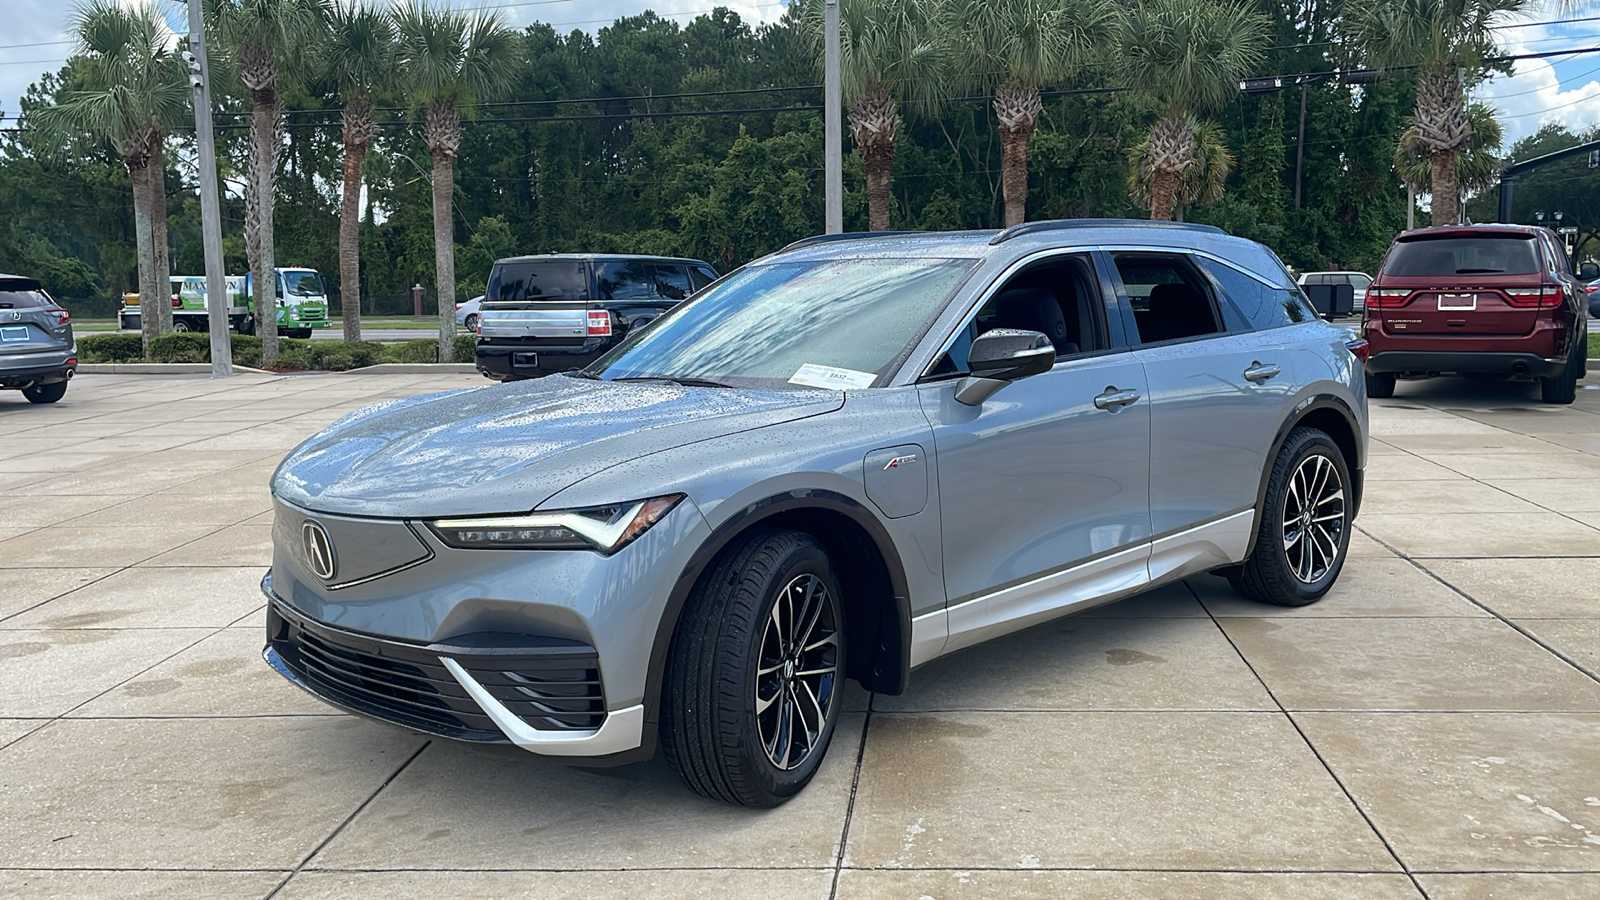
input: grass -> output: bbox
[1590,332,1599,359]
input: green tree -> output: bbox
[324,1,395,341]
[1344,0,1534,226]
[206,0,329,364]
[1394,101,1503,202]
[1127,118,1234,219]
[942,0,1113,226]
[803,0,943,231]
[1117,0,1266,220]
[394,0,522,361]
[33,0,187,352]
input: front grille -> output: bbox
[268,599,606,741]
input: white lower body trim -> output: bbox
[441,657,643,757]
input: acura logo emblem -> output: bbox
[301,521,337,581]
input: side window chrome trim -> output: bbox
[914,247,1109,381]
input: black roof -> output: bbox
[493,253,712,265]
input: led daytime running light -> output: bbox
[430,494,684,553]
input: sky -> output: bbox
[1,0,1597,153]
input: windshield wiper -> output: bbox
[611,375,734,389]
[1455,268,1504,274]
[562,370,602,380]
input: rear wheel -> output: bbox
[1364,371,1395,398]
[172,319,193,333]
[22,381,67,404]
[464,314,479,333]
[1228,427,1351,607]
[1541,341,1584,405]
[662,529,846,807]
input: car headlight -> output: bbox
[427,495,684,554]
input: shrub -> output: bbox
[76,332,143,363]
[230,335,262,368]
[146,332,211,363]
[382,339,439,364]
[452,334,475,362]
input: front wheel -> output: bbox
[662,529,846,807]
[23,381,67,404]
[172,319,192,333]
[1364,371,1395,398]
[1228,427,1351,607]
[287,328,313,340]
[464,314,479,333]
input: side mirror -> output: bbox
[955,328,1055,405]
[1304,283,1354,319]
[1578,261,1599,280]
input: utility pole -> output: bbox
[185,0,232,377]
[1293,79,1307,210]
[823,0,843,234]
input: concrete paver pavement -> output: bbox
[3,372,1600,897]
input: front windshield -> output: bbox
[282,271,325,298]
[591,257,976,389]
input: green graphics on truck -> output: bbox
[120,268,332,338]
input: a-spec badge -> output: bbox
[301,520,337,581]
[883,454,919,470]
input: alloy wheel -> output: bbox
[1281,452,1346,584]
[754,573,840,770]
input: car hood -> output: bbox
[272,376,842,518]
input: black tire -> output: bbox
[662,529,847,807]
[237,316,255,336]
[1228,427,1351,607]
[1540,341,1583,405]
[288,328,313,340]
[172,319,192,333]
[464,314,479,333]
[1365,371,1396,398]
[22,381,67,404]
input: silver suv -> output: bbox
[264,221,1368,806]
[0,275,76,404]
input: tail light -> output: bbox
[1503,286,1563,308]
[1345,338,1369,363]
[586,310,612,336]
[455,302,463,310]
[47,307,70,327]
[1366,288,1412,308]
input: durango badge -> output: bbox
[301,521,337,581]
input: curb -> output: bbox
[77,363,274,375]
[350,363,478,374]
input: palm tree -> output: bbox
[943,0,1113,226]
[1128,118,1235,218]
[1395,102,1504,221]
[206,0,329,365]
[324,1,394,342]
[1116,0,1266,221]
[1345,0,1533,226]
[804,0,943,231]
[394,1,521,361]
[34,0,187,354]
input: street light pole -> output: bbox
[185,0,232,378]
[823,0,843,234]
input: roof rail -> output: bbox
[780,231,921,253]
[989,218,1224,245]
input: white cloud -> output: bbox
[1474,8,1600,148]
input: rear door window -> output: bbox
[1382,235,1540,277]
[1112,253,1228,344]
[690,266,719,290]
[488,260,591,301]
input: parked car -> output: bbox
[1587,276,1600,318]
[0,274,75,404]
[264,220,1367,806]
[1298,270,1371,313]
[455,295,483,333]
[474,254,719,381]
[1362,225,1592,404]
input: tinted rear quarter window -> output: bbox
[595,260,658,301]
[488,260,591,301]
[1199,259,1313,330]
[1383,235,1540,277]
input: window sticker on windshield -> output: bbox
[788,363,877,390]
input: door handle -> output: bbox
[1093,387,1142,411]
[1243,362,1282,383]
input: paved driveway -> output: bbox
[2,373,1599,899]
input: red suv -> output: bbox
[1362,225,1591,404]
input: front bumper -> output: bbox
[262,573,645,758]
[1366,350,1568,379]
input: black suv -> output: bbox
[475,254,719,382]
[0,274,76,404]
